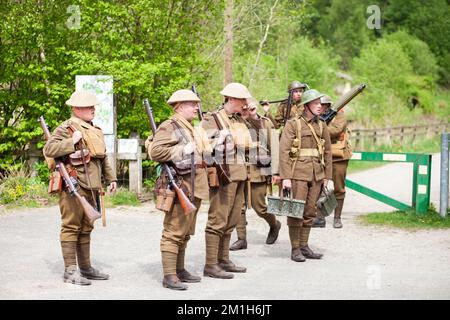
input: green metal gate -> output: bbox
[346,151,432,214]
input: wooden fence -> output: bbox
[349,121,450,149]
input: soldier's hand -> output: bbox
[323,179,328,188]
[217,129,231,145]
[272,175,281,185]
[183,142,195,155]
[282,179,292,190]
[109,181,117,193]
[72,130,83,145]
[261,100,270,114]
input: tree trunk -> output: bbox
[223,0,234,86]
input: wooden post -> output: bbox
[27,139,40,177]
[400,127,404,144]
[355,130,360,149]
[128,133,142,194]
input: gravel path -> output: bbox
[0,153,449,300]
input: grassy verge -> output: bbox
[358,206,450,230]
[0,165,141,210]
[104,188,140,207]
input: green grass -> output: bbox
[358,206,450,230]
[347,161,387,173]
[104,188,140,207]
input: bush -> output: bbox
[0,164,56,207]
[385,30,439,80]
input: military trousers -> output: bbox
[59,187,96,243]
[287,179,322,228]
[205,181,245,265]
[160,197,202,254]
[332,160,349,200]
[236,181,276,240]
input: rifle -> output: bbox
[258,98,287,105]
[191,84,204,121]
[284,90,294,125]
[320,84,366,124]
[39,116,101,226]
[143,99,197,215]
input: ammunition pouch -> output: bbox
[255,154,271,168]
[69,122,106,159]
[48,171,63,194]
[69,148,91,166]
[155,188,175,213]
[289,138,300,158]
[207,167,220,188]
[331,140,345,159]
[172,159,192,176]
[248,154,272,168]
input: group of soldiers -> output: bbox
[43,80,352,289]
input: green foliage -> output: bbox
[383,0,450,85]
[359,205,450,230]
[105,188,140,207]
[314,0,373,68]
[33,161,51,184]
[385,30,439,80]
[351,39,418,125]
[0,164,57,207]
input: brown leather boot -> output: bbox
[291,247,306,262]
[334,199,344,228]
[163,274,188,290]
[177,269,201,283]
[218,260,246,273]
[266,220,281,244]
[80,267,110,280]
[203,264,234,279]
[63,265,91,285]
[230,239,247,251]
[300,246,323,259]
[299,226,323,259]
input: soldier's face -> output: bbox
[320,103,330,114]
[292,89,303,101]
[306,99,322,116]
[227,97,247,113]
[177,101,199,122]
[72,106,95,122]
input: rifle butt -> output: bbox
[75,193,102,225]
[173,185,197,215]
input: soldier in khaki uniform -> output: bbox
[43,90,117,285]
[230,99,281,251]
[279,89,332,262]
[148,90,210,290]
[313,95,352,228]
[201,82,253,279]
[262,81,307,129]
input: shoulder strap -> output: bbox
[171,119,191,144]
[294,118,302,152]
[304,121,322,152]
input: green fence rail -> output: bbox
[346,151,432,214]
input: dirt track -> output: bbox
[0,153,449,300]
